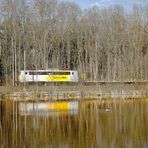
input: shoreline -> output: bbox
[0,83,148,93]
[0,84,148,101]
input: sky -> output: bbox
[61,0,148,10]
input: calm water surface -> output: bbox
[0,98,148,148]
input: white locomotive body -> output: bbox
[19,69,79,83]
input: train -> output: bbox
[19,69,79,83]
[18,69,148,85]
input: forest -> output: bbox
[0,0,148,85]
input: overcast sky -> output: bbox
[61,0,148,10]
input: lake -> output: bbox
[0,98,148,147]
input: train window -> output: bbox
[51,72,70,75]
[29,72,35,75]
[28,71,70,75]
[62,72,70,75]
[29,72,48,75]
[61,72,70,75]
[72,72,74,75]
[41,72,48,75]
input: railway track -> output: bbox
[80,81,148,85]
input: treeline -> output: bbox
[0,0,148,85]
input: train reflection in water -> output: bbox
[19,101,79,116]
[1,99,148,147]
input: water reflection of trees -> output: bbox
[0,99,148,147]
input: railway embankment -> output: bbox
[0,83,148,101]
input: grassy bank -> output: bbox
[0,84,147,93]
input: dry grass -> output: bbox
[0,83,148,94]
